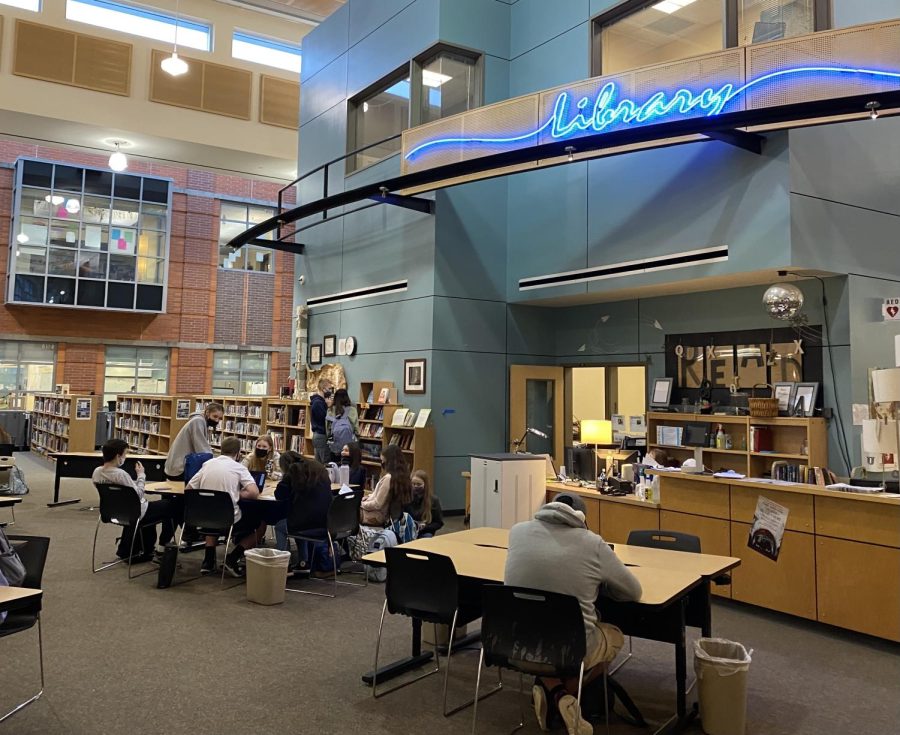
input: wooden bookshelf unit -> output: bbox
[30,393,99,458]
[114,395,191,455]
[647,411,828,478]
[384,424,435,480]
[264,398,309,454]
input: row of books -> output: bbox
[388,433,414,450]
[655,426,683,446]
[33,416,69,437]
[31,432,68,453]
[117,400,164,416]
[362,405,385,421]
[391,408,431,428]
[749,426,774,453]
[115,417,162,434]
[359,424,384,439]
[771,463,837,485]
[224,405,262,418]
[115,430,151,450]
[289,434,305,453]
[223,421,262,435]
[365,388,392,404]
[34,398,71,417]
[267,406,306,425]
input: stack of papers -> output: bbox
[825,483,885,494]
[714,470,746,479]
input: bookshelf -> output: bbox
[357,402,399,468]
[114,394,191,455]
[210,396,266,453]
[384,424,435,481]
[30,393,99,458]
[646,411,828,478]
[264,398,309,454]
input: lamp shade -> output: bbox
[862,418,899,454]
[581,419,612,445]
[873,367,900,403]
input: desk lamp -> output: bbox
[580,420,612,482]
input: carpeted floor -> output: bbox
[2,450,899,735]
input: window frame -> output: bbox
[218,201,276,274]
[231,29,301,74]
[103,345,169,403]
[0,340,56,396]
[211,350,269,396]
[65,0,212,52]
[409,43,484,129]
[590,0,832,77]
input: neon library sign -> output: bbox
[405,66,900,161]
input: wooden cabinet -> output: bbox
[30,393,98,457]
[660,510,732,597]
[730,522,817,620]
[815,496,900,548]
[660,476,730,519]
[114,394,190,455]
[599,502,659,545]
[730,485,814,533]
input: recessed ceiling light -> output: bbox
[422,70,452,88]
[653,0,697,13]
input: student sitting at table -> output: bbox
[242,433,281,479]
[273,452,333,576]
[403,469,443,537]
[92,438,181,561]
[186,436,263,577]
[505,492,642,735]
[340,442,367,489]
[360,444,412,527]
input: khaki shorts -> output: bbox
[584,622,625,670]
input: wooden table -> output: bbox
[0,586,42,615]
[363,529,739,731]
[145,480,353,500]
[47,452,168,508]
[0,496,22,526]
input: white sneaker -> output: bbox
[532,684,549,731]
[558,694,592,735]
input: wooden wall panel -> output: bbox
[659,477,730,519]
[260,75,300,129]
[815,496,900,547]
[74,35,132,95]
[599,502,660,545]
[150,50,252,120]
[660,510,732,597]
[731,485,814,533]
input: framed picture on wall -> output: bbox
[792,382,819,417]
[773,382,795,415]
[323,334,337,357]
[309,344,322,365]
[404,358,426,394]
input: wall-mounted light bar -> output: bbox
[306,279,409,307]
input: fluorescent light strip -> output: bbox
[652,0,697,13]
[519,246,728,291]
[306,280,408,307]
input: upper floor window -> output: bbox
[212,351,269,396]
[66,0,212,51]
[2,1,41,10]
[104,346,169,403]
[0,341,55,396]
[592,0,829,77]
[347,45,483,173]
[232,30,301,74]
[218,203,274,273]
[8,158,171,312]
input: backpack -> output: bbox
[184,452,213,484]
[366,528,398,583]
[0,527,26,587]
[0,465,29,496]
[390,512,418,545]
[329,413,356,453]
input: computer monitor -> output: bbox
[249,471,266,491]
[682,423,708,473]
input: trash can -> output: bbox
[245,548,291,605]
[694,638,752,735]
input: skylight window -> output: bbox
[65,0,211,51]
[1,0,41,11]
[232,31,301,74]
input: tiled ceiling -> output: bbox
[225,0,346,23]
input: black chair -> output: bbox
[0,444,14,456]
[178,489,236,586]
[286,488,366,598]
[473,585,609,734]
[0,535,50,724]
[92,483,162,579]
[374,548,501,716]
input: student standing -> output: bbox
[310,379,334,464]
[164,402,224,480]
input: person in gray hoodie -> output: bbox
[164,403,224,479]
[505,493,642,735]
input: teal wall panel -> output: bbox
[348,0,419,46]
[509,25,590,96]
[439,0,511,59]
[484,55,511,104]
[510,0,589,59]
[432,297,506,353]
[834,0,900,27]
[300,53,349,126]
[301,2,349,83]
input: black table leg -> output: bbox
[47,461,80,507]
[361,616,434,686]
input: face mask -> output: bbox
[324,390,334,399]
[412,485,425,497]
[255,448,268,459]
[207,418,219,428]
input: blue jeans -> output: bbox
[274,519,313,568]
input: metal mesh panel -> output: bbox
[537,72,634,146]
[459,95,541,162]
[745,21,900,109]
[402,115,464,174]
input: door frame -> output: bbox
[509,365,565,468]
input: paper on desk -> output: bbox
[714,470,746,479]
[826,482,885,494]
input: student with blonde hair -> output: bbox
[242,433,281,477]
[403,469,444,537]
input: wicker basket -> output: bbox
[749,384,778,418]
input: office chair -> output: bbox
[627,529,731,586]
[178,489,236,586]
[373,548,501,716]
[472,585,609,735]
[286,488,367,598]
[0,535,50,723]
[92,483,162,579]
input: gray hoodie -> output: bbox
[504,502,642,652]
[164,412,213,477]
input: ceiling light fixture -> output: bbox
[65,198,81,214]
[866,101,881,120]
[16,232,28,244]
[652,0,697,14]
[108,141,128,172]
[161,0,189,77]
[44,194,65,206]
[422,70,452,88]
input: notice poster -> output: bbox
[110,227,136,255]
[747,496,789,561]
[75,398,92,420]
[176,399,191,419]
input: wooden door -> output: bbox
[509,365,565,469]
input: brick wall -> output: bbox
[0,141,294,396]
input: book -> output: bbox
[414,408,431,428]
[378,387,390,403]
[404,411,416,426]
[392,408,409,427]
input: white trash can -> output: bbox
[244,548,291,605]
[694,637,753,735]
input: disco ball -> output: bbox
[763,283,804,321]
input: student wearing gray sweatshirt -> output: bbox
[505,494,642,735]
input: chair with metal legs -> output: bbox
[286,488,367,598]
[472,585,610,735]
[92,483,163,579]
[178,489,236,586]
[0,535,50,724]
[373,547,502,717]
